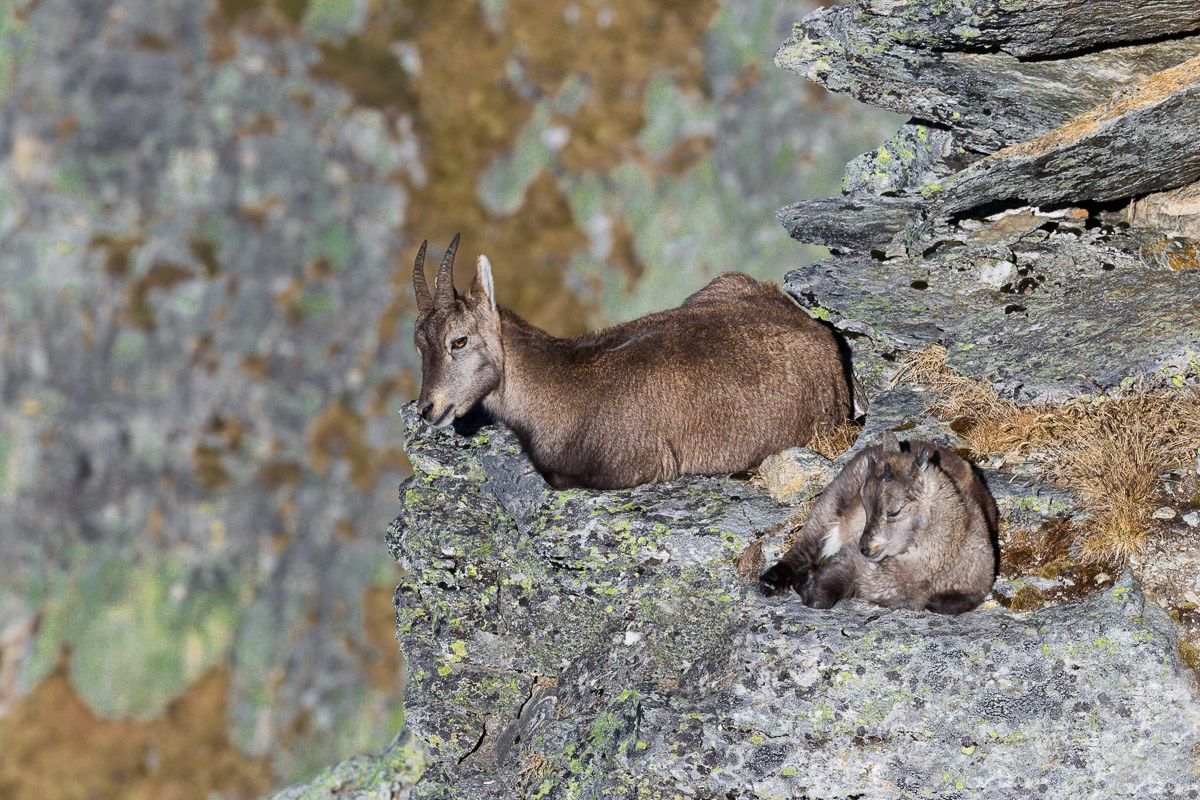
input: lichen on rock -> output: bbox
[382,410,1200,798]
[271,730,425,800]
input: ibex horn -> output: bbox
[434,232,461,308]
[412,239,433,314]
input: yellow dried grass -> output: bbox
[896,345,1200,563]
[809,419,863,460]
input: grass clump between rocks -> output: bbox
[808,419,863,460]
[894,344,1200,564]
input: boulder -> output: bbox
[757,447,834,505]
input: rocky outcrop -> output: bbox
[778,0,1200,400]
[776,4,1200,151]
[853,0,1200,58]
[787,225,1200,402]
[374,410,1199,799]
[937,54,1200,215]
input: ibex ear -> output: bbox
[915,447,940,472]
[469,254,498,314]
[882,430,900,453]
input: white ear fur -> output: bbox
[476,254,497,313]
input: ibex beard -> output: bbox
[411,235,854,490]
[759,432,999,614]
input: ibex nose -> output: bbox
[419,401,434,420]
[859,542,871,557]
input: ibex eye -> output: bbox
[886,509,901,518]
[451,336,468,350]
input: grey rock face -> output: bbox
[842,123,962,198]
[777,3,1200,152]
[775,0,1200,402]
[937,55,1200,215]
[777,194,920,253]
[786,225,1200,402]
[857,0,1200,58]
[388,414,1200,799]
[778,0,1200,283]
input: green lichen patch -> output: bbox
[270,729,425,800]
[386,409,1200,797]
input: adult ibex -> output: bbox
[411,235,853,490]
[759,432,998,614]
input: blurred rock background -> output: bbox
[0,0,897,795]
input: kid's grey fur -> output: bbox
[760,432,998,614]
[411,235,853,489]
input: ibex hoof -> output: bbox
[757,563,796,597]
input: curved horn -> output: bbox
[434,232,461,307]
[412,240,433,314]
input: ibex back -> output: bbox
[411,235,853,490]
[759,432,998,614]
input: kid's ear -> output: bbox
[469,254,497,313]
[882,430,900,453]
[915,447,940,471]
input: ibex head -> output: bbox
[411,234,503,426]
[857,431,937,561]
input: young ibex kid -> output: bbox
[759,432,998,614]
[410,235,853,490]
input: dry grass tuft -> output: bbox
[1001,519,1078,580]
[891,344,1066,454]
[1008,584,1046,612]
[778,502,816,556]
[734,538,765,581]
[896,345,1200,564]
[809,419,863,460]
[1180,640,1200,670]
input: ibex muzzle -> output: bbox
[410,235,853,489]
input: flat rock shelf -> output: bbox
[377,413,1200,799]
